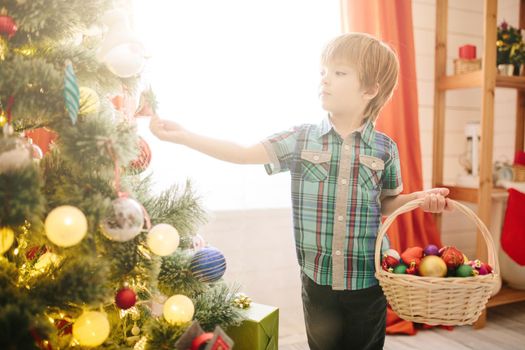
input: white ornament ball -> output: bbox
[104,44,145,78]
[0,136,32,173]
[101,197,144,242]
[45,206,88,247]
[72,311,110,347]
[147,223,180,256]
[163,294,194,325]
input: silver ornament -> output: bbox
[101,197,144,241]
[0,135,32,173]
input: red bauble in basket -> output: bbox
[439,246,464,269]
[401,246,423,266]
[130,137,151,173]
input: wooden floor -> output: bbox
[200,208,525,350]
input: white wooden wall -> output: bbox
[413,0,518,257]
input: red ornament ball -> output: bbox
[130,137,151,173]
[0,15,17,39]
[439,246,464,269]
[115,287,137,310]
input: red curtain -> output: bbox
[341,0,443,334]
[341,0,441,252]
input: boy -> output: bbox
[150,33,451,350]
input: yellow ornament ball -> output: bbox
[463,254,469,264]
[72,311,110,347]
[147,223,180,256]
[163,294,194,325]
[79,87,100,115]
[419,255,448,277]
[44,206,88,247]
[0,227,15,254]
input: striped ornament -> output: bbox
[64,60,80,125]
[189,247,227,283]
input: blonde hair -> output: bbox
[321,32,399,122]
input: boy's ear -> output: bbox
[362,83,379,101]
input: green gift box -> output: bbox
[227,303,279,350]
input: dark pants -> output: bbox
[301,272,387,350]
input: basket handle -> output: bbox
[374,198,500,275]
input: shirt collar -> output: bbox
[319,115,375,146]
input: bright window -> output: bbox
[133,0,341,210]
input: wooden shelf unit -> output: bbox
[433,0,525,328]
[437,71,525,90]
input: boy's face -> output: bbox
[319,62,372,120]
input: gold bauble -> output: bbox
[44,206,88,247]
[72,311,110,347]
[0,227,15,254]
[79,87,100,115]
[0,37,8,60]
[419,255,447,277]
[163,294,194,325]
[0,112,7,128]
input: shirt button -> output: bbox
[335,250,341,256]
[341,179,347,185]
[371,161,377,168]
[344,145,350,151]
[337,215,344,221]
[313,155,319,161]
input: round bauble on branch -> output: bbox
[101,197,144,242]
[97,10,145,78]
[72,311,110,347]
[115,286,137,310]
[79,87,100,115]
[163,294,194,325]
[44,206,88,247]
[129,137,151,173]
[0,227,14,254]
[0,10,17,39]
[146,223,179,256]
[189,247,226,283]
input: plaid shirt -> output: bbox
[262,116,403,290]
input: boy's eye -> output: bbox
[336,71,347,76]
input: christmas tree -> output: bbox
[0,1,243,349]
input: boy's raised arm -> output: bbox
[149,115,270,165]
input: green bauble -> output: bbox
[456,264,474,277]
[393,264,407,274]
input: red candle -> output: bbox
[514,151,525,166]
[459,44,476,59]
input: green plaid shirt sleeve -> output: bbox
[261,126,303,175]
[381,141,403,196]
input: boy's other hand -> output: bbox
[149,115,186,143]
[416,188,454,213]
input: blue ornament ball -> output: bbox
[189,247,227,283]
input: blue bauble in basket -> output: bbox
[190,247,226,283]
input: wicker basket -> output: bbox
[513,164,525,182]
[374,198,500,326]
[453,58,482,75]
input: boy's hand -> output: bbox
[149,115,186,143]
[415,188,454,213]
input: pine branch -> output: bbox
[193,283,245,331]
[5,0,114,46]
[29,256,112,310]
[157,250,206,298]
